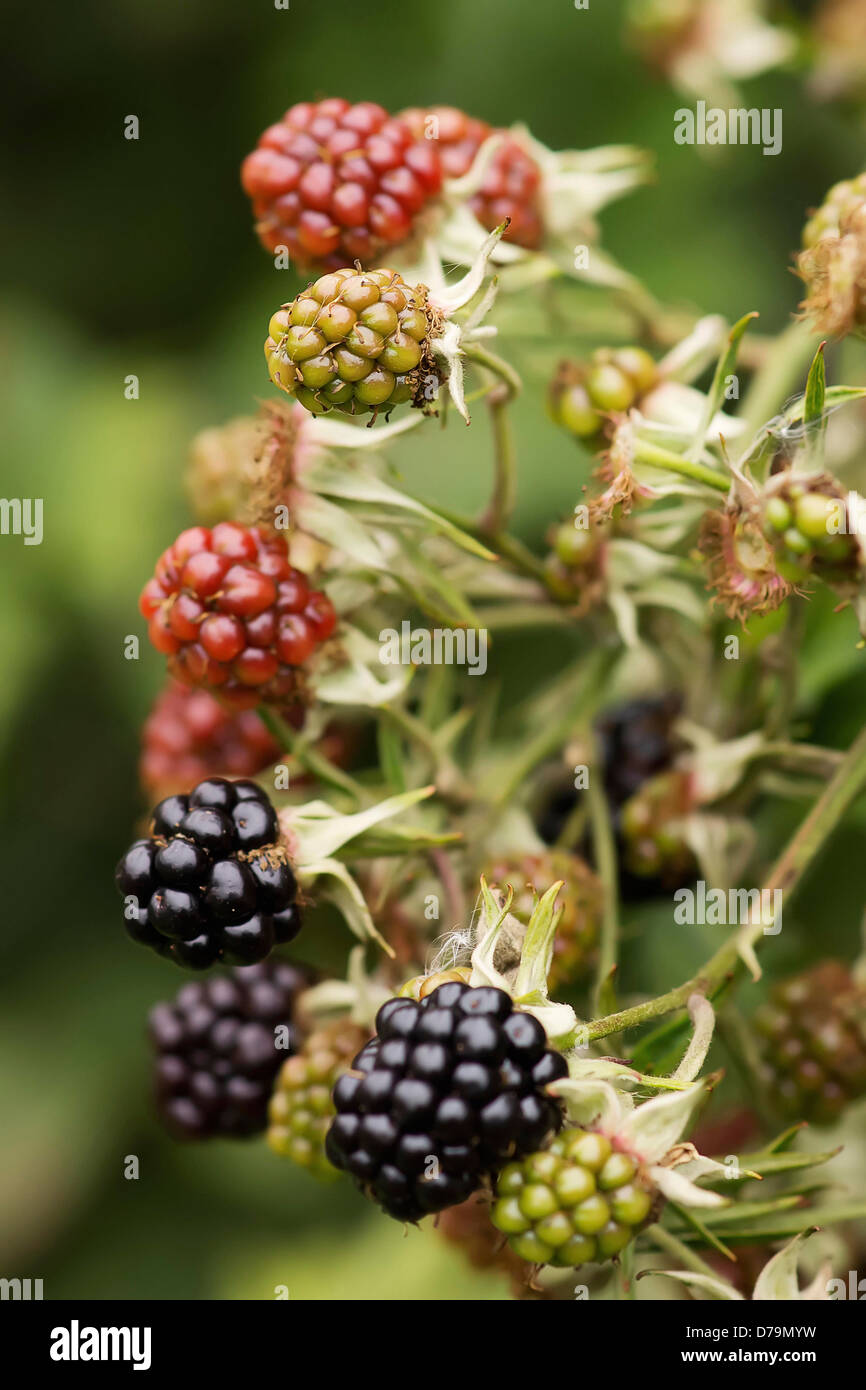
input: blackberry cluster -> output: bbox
[139,523,336,711]
[242,98,443,271]
[763,483,858,583]
[398,105,544,249]
[492,1128,654,1268]
[115,777,301,969]
[148,960,309,1138]
[265,268,436,418]
[325,982,568,1222]
[754,961,866,1125]
[140,679,280,802]
[267,1018,368,1177]
[483,849,602,993]
[548,347,658,443]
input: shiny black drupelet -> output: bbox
[324,981,568,1222]
[115,777,301,969]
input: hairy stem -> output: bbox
[631,439,731,493]
[582,724,866,1042]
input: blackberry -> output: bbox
[115,776,301,969]
[267,1018,368,1177]
[548,348,658,444]
[762,480,859,584]
[265,268,439,419]
[754,961,866,1125]
[398,105,544,249]
[148,959,309,1138]
[536,693,681,848]
[618,769,696,884]
[241,98,443,272]
[324,981,568,1223]
[798,172,866,336]
[483,850,602,993]
[491,1127,654,1267]
[140,679,280,802]
[139,524,337,711]
[595,693,683,810]
[438,1195,541,1298]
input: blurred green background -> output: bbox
[2,0,866,1300]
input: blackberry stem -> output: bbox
[581,723,866,1043]
[256,705,366,804]
[631,439,731,493]
[586,733,620,1016]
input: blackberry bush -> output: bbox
[324,981,568,1222]
[115,776,301,969]
[139,523,337,710]
[241,98,443,271]
[491,1126,655,1267]
[148,960,309,1138]
[267,1017,368,1177]
[755,961,866,1124]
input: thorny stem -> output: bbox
[581,724,866,1043]
[256,705,366,804]
[631,439,731,494]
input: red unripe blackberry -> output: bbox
[139,524,337,710]
[399,105,544,249]
[140,679,281,801]
[265,267,438,419]
[755,961,866,1125]
[324,981,568,1223]
[149,959,309,1138]
[115,776,301,969]
[483,850,602,993]
[241,99,443,272]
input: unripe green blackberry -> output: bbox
[491,1126,655,1267]
[802,173,866,248]
[483,850,602,993]
[754,961,866,1125]
[265,268,441,418]
[548,347,658,443]
[619,769,696,885]
[267,1018,369,1176]
[762,480,859,583]
[799,173,866,336]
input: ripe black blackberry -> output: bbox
[115,776,301,969]
[148,959,309,1138]
[537,695,685,899]
[324,981,568,1223]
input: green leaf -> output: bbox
[804,341,827,467]
[688,310,758,459]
